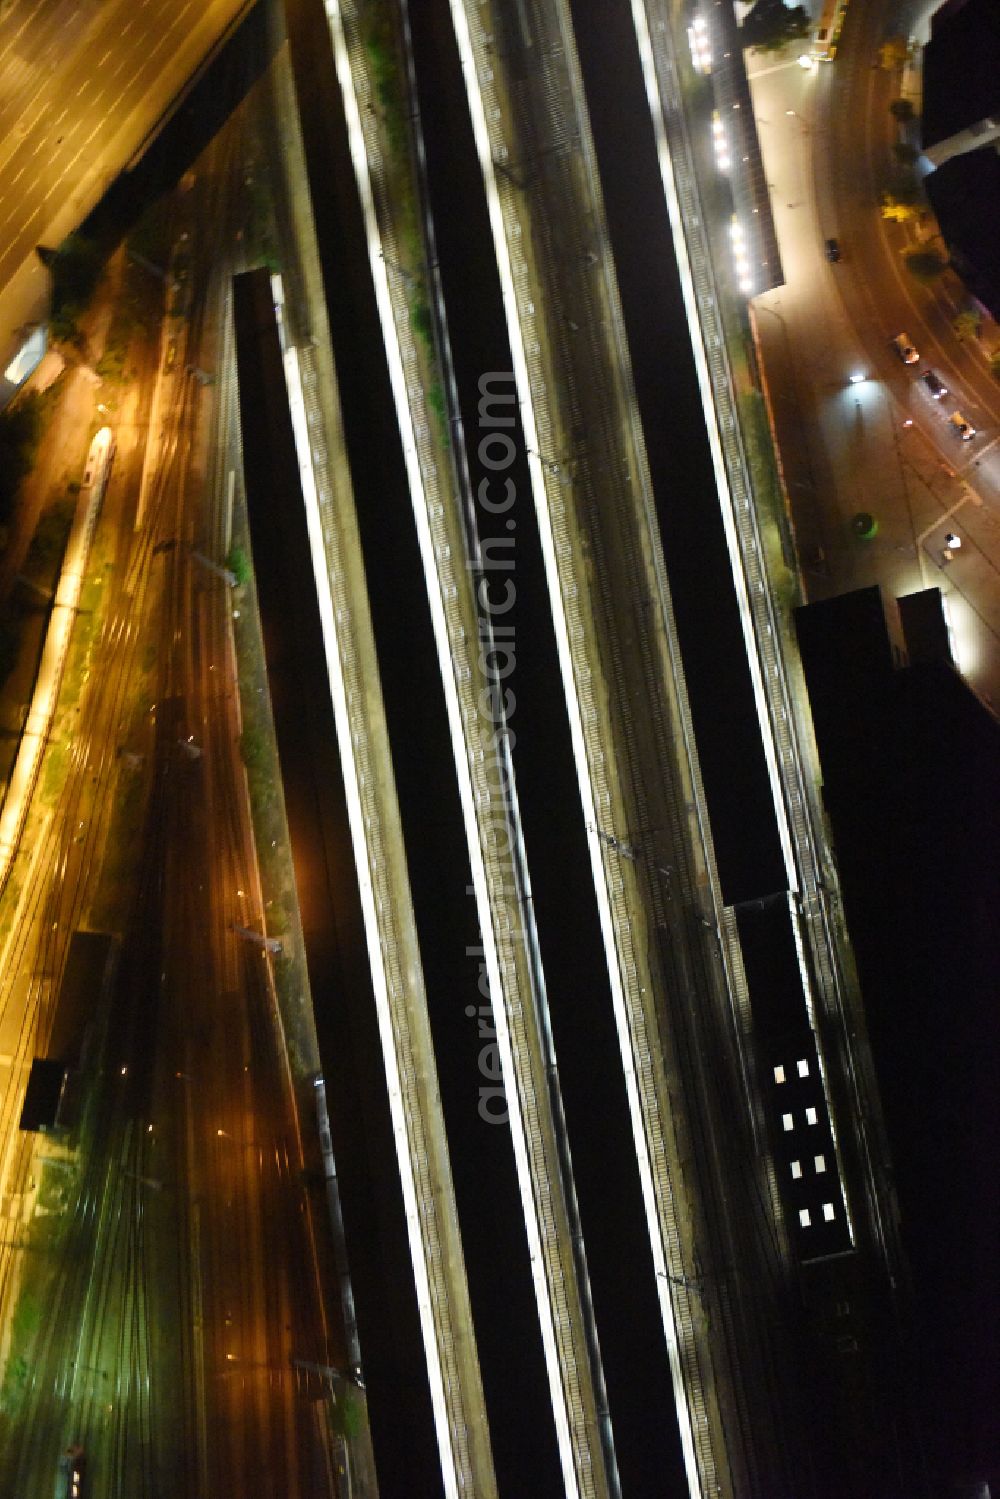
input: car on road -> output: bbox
[948,411,977,441]
[892,333,919,364]
[922,370,948,400]
[825,237,841,262]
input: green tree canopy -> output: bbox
[884,170,923,206]
[48,235,102,315]
[880,35,910,69]
[740,0,811,53]
[953,309,982,342]
[0,394,43,523]
[904,248,948,282]
[225,545,251,587]
[881,195,918,223]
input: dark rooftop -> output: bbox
[795,586,1000,1495]
[19,1058,67,1132]
[925,146,1000,319]
[922,0,1000,152]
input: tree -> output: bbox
[883,170,922,206]
[38,235,103,357]
[225,545,251,587]
[889,98,915,121]
[740,0,811,54]
[47,235,102,314]
[47,305,86,356]
[881,195,918,223]
[879,35,910,69]
[953,308,982,342]
[0,394,43,522]
[904,247,948,282]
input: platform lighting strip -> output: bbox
[629,0,861,1233]
[448,3,710,1496]
[0,430,113,891]
[272,275,464,1496]
[628,0,797,893]
[322,6,592,1494]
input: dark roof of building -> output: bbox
[925,146,1000,319]
[922,0,1000,151]
[19,1058,66,1132]
[794,585,1000,1491]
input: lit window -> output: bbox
[773,1064,786,1084]
[823,1202,836,1222]
[782,1113,794,1132]
[806,1107,818,1125]
[790,1160,802,1179]
[797,1058,810,1078]
[814,1154,827,1173]
[799,1208,811,1227]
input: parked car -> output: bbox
[948,411,977,441]
[892,333,919,364]
[825,237,841,262]
[922,370,948,400]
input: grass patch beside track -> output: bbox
[231,537,318,1085]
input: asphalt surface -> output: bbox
[750,0,1000,704]
[0,57,342,1498]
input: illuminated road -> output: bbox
[0,0,250,375]
[0,205,185,1498]
[136,104,342,1498]
[0,54,342,1499]
[748,4,1000,703]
